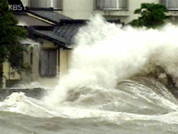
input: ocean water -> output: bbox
[1,15,178,134]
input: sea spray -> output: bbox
[1,15,178,134]
[44,15,178,106]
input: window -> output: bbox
[40,49,57,77]
[29,0,62,9]
[161,0,178,10]
[96,0,128,10]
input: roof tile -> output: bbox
[27,10,72,23]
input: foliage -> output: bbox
[0,0,30,74]
[129,3,169,28]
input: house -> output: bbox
[4,0,176,88]
[2,11,54,87]
[3,0,88,88]
[20,0,178,24]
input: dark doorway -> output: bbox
[40,49,57,77]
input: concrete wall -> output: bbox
[3,62,21,88]
[40,38,57,49]
[19,38,71,85]
[21,45,40,83]
[21,38,71,82]
[62,0,94,19]
[2,44,40,87]
[59,48,69,77]
[3,62,21,80]
[31,45,40,81]
[21,48,31,83]
[21,0,28,7]
[61,0,160,23]
[93,0,160,23]
[21,0,178,24]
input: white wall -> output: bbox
[62,0,94,19]
[59,48,69,77]
[31,45,40,81]
[93,0,160,23]
[61,0,160,23]
[40,38,56,49]
[22,0,161,23]
[21,0,29,7]
[3,62,21,82]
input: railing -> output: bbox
[96,0,128,10]
[161,0,178,10]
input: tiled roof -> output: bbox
[54,22,85,43]
[34,30,70,46]
[33,20,86,48]
[20,9,122,49]
[16,14,52,26]
[27,10,72,23]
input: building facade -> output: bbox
[21,0,178,23]
[3,4,73,87]
[4,0,178,88]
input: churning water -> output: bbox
[1,15,178,134]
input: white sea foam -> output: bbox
[43,15,178,106]
[1,15,178,123]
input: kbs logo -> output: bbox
[8,4,24,11]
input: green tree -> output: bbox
[0,0,29,86]
[129,3,169,28]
